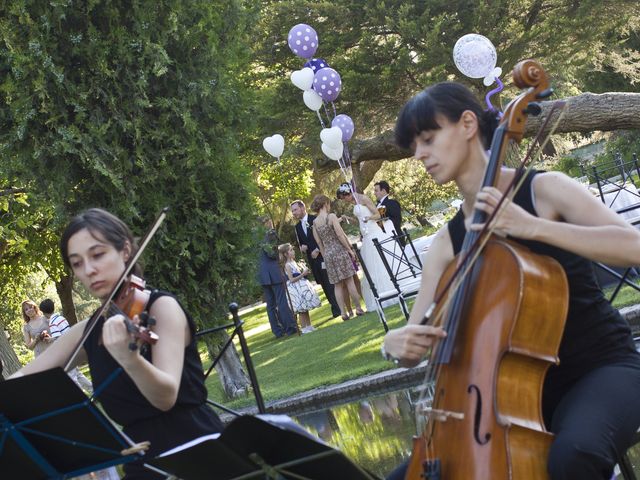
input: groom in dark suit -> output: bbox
[374,181,404,246]
[290,200,341,318]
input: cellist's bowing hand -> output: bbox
[103,314,142,367]
[384,324,447,367]
[469,186,538,239]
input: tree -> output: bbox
[0,1,258,396]
[250,0,640,186]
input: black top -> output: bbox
[447,171,639,396]
[83,289,222,460]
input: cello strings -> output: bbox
[413,102,567,440]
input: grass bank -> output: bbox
[202,282,640,411]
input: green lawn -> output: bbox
[202,282,640,411]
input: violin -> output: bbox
[110,274,159,352]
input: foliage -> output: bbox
[371,158,459,226]
[0,1,259,327]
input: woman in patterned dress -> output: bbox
[21,299,53,357]
[310,194,364,320]
[279,243,321,333]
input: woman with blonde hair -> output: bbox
[21,299,52,357]
[310,194,364,320]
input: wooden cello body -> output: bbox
[406,238,568,479]
[405,60,569,479]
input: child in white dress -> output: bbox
[278,243,321,333]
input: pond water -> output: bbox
[293,388,419,479]
[293,387,640,480]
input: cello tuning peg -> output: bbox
[146,316,156,327]
[537,87,553,99]
[128,342,138,352]
[138,311,149,323]
[523,102,542,116]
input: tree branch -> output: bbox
[316,92,640,171]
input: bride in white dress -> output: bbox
[337,183,397,312]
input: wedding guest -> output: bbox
[40,298,93,394]
[374,181,404,245]
[291,200,341,318]
[21,299,52,357]
[279,243,321,333]
[310,194,364,320]
[258,217,297,338]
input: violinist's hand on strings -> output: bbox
[384,324,447,367]
[103,314,142,367]
[469,186,537,239]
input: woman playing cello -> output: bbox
[11,208,223,479]
[382,81,640,479]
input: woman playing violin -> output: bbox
[383,82,640,479]
[12,208,223,479]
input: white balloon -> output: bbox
[320,127,343,149]
[290,67,315,91]
[483,67,503,86]
[303,90,323,111]
[321,142,344,161]
[453,34,497,79]
[262,134,285,158]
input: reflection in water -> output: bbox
[294,389,420,478]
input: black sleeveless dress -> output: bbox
[84,290,223,479]
[447,170,640,421]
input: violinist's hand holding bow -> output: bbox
[383,324,447,368]
[469,186,538,239]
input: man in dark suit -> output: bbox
[374,181,404,245]
[258,217,297,338]
[290,200,341,318]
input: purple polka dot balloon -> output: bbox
[331,114,355,141]
[304,58,330,73]
[313,67,342,102]
[287,24,318,59]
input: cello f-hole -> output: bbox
[468,384,492,445]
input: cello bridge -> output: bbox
[421,407,465,422]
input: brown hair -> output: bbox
[278,243,293,267]
[310,194,331,213]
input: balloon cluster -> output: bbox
[453,33,504,113]
[284,23,357,194]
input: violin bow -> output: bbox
[63,207,169,371]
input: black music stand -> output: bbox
[150,414,380,480]
[0,368,146,479]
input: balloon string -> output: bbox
[316,110,326,129]
[331,102,337,120]
[485,77,505,117]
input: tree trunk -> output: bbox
[56,272,77,324]
[203,331,251,399]
[352,159,384,192]
[0,332,22,377]
[316,92,640,172]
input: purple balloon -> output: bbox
[287,24,318,59]
[304,57,330,73]
[332,114,355,141]
[313,67,342,102]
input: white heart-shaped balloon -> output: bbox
[290,67,314,91]
[262,134,285,158]
[320,127,343,149]
[321,142,344,161]
[303,90,323,111]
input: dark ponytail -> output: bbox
[395,82,499,150]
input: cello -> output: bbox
[405,60,569,479]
